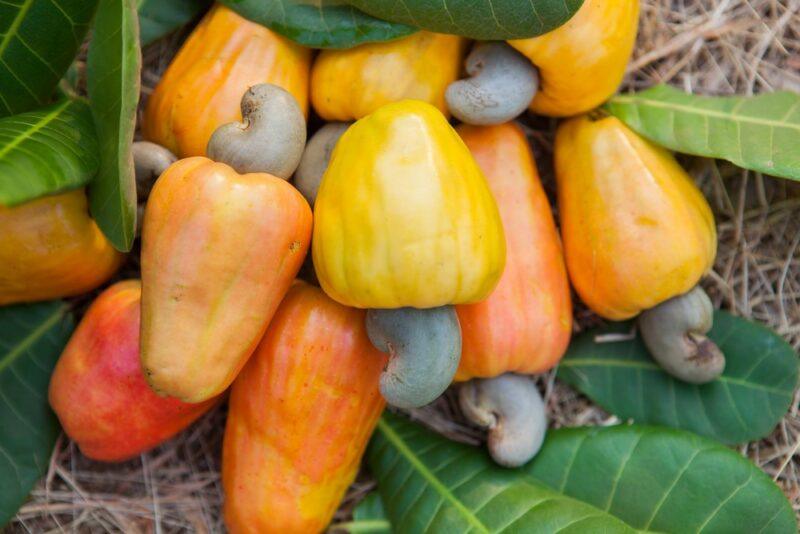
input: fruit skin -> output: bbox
[311,31,465,121]
[0,189,123,306]
[555,115,717,320]
[141,157,312,403]
[313,100,506,309]
[49,280,217,462]
[508,0,639,117]
[223,282,386,534]
[455,123,572,380]
[142,4,310,158]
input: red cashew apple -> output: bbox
[48,280,218,462]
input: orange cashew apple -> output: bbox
[223,282,386,534]
[454,122,571,468]
[311,31,465,121]
[0,189,122,306]
[456,122,572,381]
[141,84,311,403]
[556,114,723,384]
[142,4,310,158]
[508,0,640,117]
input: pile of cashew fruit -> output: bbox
[2,1,732,532]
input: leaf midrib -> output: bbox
[0,0,34,61]
[559,358,792,396]
[89,0,138,250]
[0,100,72,160]
[0,305,67,374]
[609,94,800,133]
[116,0,135,247]
[333,518,391,532]
[375,419,491,533]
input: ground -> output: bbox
[9,0,800,532]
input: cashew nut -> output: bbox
[459,374,547,468]
[365,306,461,409]
[293,122,349,206]
[446,42,539,126]
[132,141,177,200]
[638,286,725,384]
[207,83,306,179]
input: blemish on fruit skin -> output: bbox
[290,241,301,252]
[636,216,659,227]
[171,284,187,302]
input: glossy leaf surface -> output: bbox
[369,413,796,533]
[0,0,98,117]
[219,0,415,49]
[558,311,798,444]
[0,99,98,206]
[347,0,584,40]
[87,0,141,251]
[0,301,74,526]
[606,85,800,181]
[138,0,210,45]
[527,425,797,533]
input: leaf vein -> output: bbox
[376,419,491,533]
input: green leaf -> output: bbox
[138,0,210,46]
[345,0,585,40]
[57,62,80,100]
[557,311,799,445]
[338,493,391,533]
[370,413,796,533]
[369,412,637,533]
[0,0,99,117]
[605,85,800,181]
[0,300,75,526]
[0,99,99,207]
[87,0,141,252]
[218,0,416,49]
[526,425,797,533]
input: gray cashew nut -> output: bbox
[293,122,349,206]
[638,286,725,384]
[366,306,461,409]
[207,83,306,179]
[459,374,547,468]
[132,141,177,200]
[445,42,539,126]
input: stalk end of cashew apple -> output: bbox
[459,374,547,468]
[638,286,725,384]
[132,141,177,200]
[366,306,461,409]
[446,42,538,126]
[294,122,349,206]
[207,83,306,179]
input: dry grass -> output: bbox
[8,0,800,531]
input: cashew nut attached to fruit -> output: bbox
[207,83,306,179]
[132,141,177,200]
[294,122,349,205]
[366,306,461,409]
[638,286,725,384]
[446,42,539,126]
[459,374,547,468]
